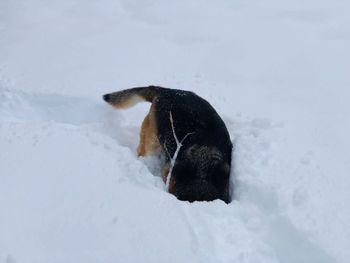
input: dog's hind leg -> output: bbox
[137,114,150,156]
[137,102,161,157]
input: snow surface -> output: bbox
[1,0,350,262]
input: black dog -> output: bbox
[103,86,232,203]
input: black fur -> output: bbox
[154,88,232,203]
[104,86,233,203]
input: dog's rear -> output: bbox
[103,86,232,203]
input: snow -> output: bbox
[1,0,350,262]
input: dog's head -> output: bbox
[172,145,231,203]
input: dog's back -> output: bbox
[103,86,232,203]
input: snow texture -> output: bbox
[1,0,350,262]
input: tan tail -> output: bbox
[103,86,163,109]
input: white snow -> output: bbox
[1,0,350,262]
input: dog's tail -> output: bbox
[103,86,164,109]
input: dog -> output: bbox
[103,86,232,203]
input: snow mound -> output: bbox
[0,86,335,263]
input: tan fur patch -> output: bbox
[137,101,161,156]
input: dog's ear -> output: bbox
[208,159,230,175]
[219,163,230,177]
[209,162,231,187]
[172,161,195,183]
